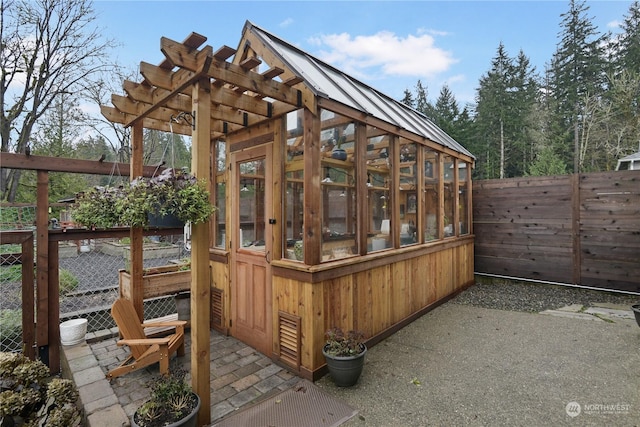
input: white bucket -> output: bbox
[60,318,87,346]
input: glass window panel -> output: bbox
[399,138,417,246]
[423,148,440,241]
[366,132,392,252]
[214,141,226,248]
[215,181,226,248]
[320,109,357,261]
[239,159,266,251]
[285,109,304,261]
[459,162,470,235]
[443,154,455,237]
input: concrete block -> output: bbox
[73,366,106,387]
[68,354,99,372]
[86,404,130,427]
[79,379,117,405]
[84,394,119,416]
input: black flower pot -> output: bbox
[632,304,640,327]
[331,148,347,161]
[148,213,184,228]
[132,392,200,427]
[322,343,367,387]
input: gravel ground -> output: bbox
[452,277,639,313]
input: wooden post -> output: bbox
[437,155,445,240]
[47,240,60,373]
[303,108,321,265]
[391,135,400,248]
[453,159,460,237]
[355,123,367,255]
[191,77,211,426]
[35,170,56,371]
[129,122,144,320]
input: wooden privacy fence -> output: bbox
[473,170,640,294]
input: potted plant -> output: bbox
[331,134,347,161]
[73,168,215,229]
[132,367,200,427]
[322,327,366,387]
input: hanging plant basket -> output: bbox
[73,168,215,229]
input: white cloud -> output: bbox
[308,30,457,81]
[279,18,294,28]
[607,19,621,29]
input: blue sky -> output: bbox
[93,1,633,107]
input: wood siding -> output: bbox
[272,239,474,377]
[473,171,640,293]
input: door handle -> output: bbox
[265,250,271,263]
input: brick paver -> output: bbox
[79,329,300,425]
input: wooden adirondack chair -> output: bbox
[107,298,186,380]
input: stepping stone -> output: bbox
[554,304,584,313]
[584,307,634,321]
[539,310,604,321]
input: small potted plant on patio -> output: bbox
[132,367,200,427]
[322,327,366,387]
[73,168,215,229]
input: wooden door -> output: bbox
[231,144,273,356]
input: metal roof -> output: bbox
[619,151,640,162]
[245,21,474,159]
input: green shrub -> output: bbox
[59,269,79,295]
[0,352,82,426]
[0,265,22,282]
[0,309,22,344]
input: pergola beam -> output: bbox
[125,48,213,128]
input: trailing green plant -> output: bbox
[72,185,125,229]
[134,366,198,427]
[73,168,215,229]
[0,352,81,426]
[324,327,365,357]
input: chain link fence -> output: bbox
[0,248,25,353]
[1,205,189,353]
[58,234,189,333]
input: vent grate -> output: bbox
[278,311,301,369]
[211,288,224,332]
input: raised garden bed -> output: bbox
[119,263,191,300]
[101,241,180,260]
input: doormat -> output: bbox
[212,380,358,427]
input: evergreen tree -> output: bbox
[414,80,434,119]
[508,50,540,176]
[143,130,191,172]
[400,89,415,109]
[474,42,516,179]
[612,1,640,77]
[432,84,460,137]
[528,145,568,176]
[549,0,608,172]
